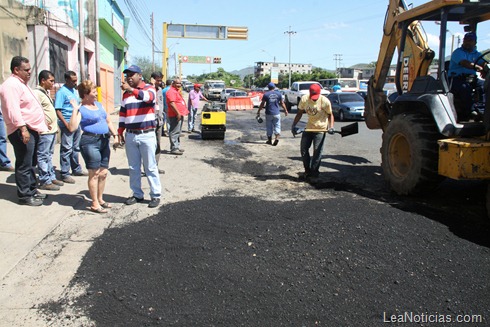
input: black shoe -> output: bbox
[19,196,43,206]
[273,139,279,146]
[125,196,144,205]
[148,198,160,208]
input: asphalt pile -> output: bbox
[45,195,490,326]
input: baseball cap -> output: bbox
[464,32,477,41]
[123,65,142,74]
[194,83,201,88]
[310,84,322,101]
[267,82,276,89]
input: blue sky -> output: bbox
[118,0,490,77]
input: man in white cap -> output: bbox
[256,82,288,145]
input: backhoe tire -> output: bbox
[381,113,442,195]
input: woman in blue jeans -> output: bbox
[68,80,117,213]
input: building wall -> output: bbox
[100,62,115,113]
[25,9,95,87]
[97,0,128,109]
[255,61,312,77]
[0,0,29,83]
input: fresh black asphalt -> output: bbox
[43,191,490,326]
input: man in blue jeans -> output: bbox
[55,71,86,184]
[0,103,14,171]
[256,82,288,146]
[117,65,161,208]
[291,84,335,183]
[34,70,64,190]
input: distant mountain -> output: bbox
[231,66,254,79]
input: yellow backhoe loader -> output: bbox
[365,0,490,217]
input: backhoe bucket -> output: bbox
[226,97,254,111]
[335,122,359,137]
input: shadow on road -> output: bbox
[238,151,490,248]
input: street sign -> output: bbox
[166,24,248,40]
[179,56,211,64]
[179,56,223,64]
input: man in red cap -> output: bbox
[291,83,334,183]
[187,83,209,133]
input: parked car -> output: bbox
[327,92,365,121]
[220,88,237,102]
[183,81,194,92]
[203,80,226,101]
[228,90,248,98]
[283,81,329,110]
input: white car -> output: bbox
[220,88,237,102]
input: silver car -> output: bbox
[220,88,237,102]
[327,92,365,121]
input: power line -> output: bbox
[284,26,296,88]
[334,54,343,76]
[123,0,161,52]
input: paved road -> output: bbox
[1,109,489,326]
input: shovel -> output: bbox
[333,122,358,137]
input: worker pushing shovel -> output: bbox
[290,84,357,183]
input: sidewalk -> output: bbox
[0,113,122,280]
[0,109,228,325]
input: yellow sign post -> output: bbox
[161,23,248,81]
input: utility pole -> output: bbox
[284,26,296,89]
[151,13,155,72]
[334,54,343,77]
[78,0,85,80]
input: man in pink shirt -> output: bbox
[187,83,208,133]
[0,56,48,206]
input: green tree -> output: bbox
[187,68,243,88]
[253,68,336,89]
[131,56,162,82]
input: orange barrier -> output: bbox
[226,97,254,111]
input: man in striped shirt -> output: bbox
[117,65,162,208]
